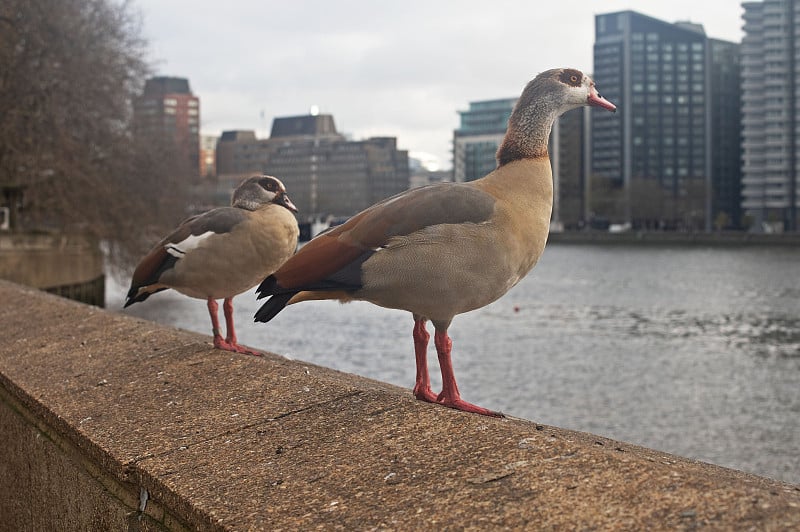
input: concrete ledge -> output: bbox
[1,279,799,530]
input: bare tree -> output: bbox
[630,179,668,230]
[0,0,188,270]
[588,175,626,225]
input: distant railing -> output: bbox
[43,274,105,308]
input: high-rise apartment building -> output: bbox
[709,38,743,229]
[741,0,799,231]
[551,108,590,229]
[592,11,741,230]
[216,114,409,218]
[133,77,200,177]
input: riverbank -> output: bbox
[2,279,799,529]
[0,231,104,306]
[548,230,800,246]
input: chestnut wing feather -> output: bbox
[262,183,495,293]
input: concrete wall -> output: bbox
[1,280,799,530]
[1,384,183,531]
[0,232,104,306]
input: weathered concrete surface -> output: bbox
[1,279,799,530]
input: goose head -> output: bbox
[553,68,616,112]
[232,175,298,213]
[517,68,616,117]
[498,68,616,165]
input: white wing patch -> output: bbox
[165,231,215,258]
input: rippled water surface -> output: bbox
[114,244,800,485]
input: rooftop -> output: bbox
[142,76,193,97]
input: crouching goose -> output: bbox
[255,68,616,416]
[126,175,299,355]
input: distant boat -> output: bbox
[609,222,632,233]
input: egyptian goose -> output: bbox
[255,68,616,415]
[125,175,299,355]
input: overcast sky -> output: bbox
[135,1,745,170]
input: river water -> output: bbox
[112,244,800,485]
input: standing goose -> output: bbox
[126,175,299,355]
[255,68,616,416]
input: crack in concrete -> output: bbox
[263,390,365,423]
[131,389,366,466]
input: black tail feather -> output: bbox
[254,292,296,323]
[256,275,279,299]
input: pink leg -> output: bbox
[433,329,503,417]
[206,298,260,356]
[412,318,438,403]
[207,298,226,347]
[222,297,261,356]
[222,297,239,345]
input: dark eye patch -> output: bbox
[259,177,278,191]
[559,69,583,87]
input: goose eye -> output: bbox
[560,70,583,86]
